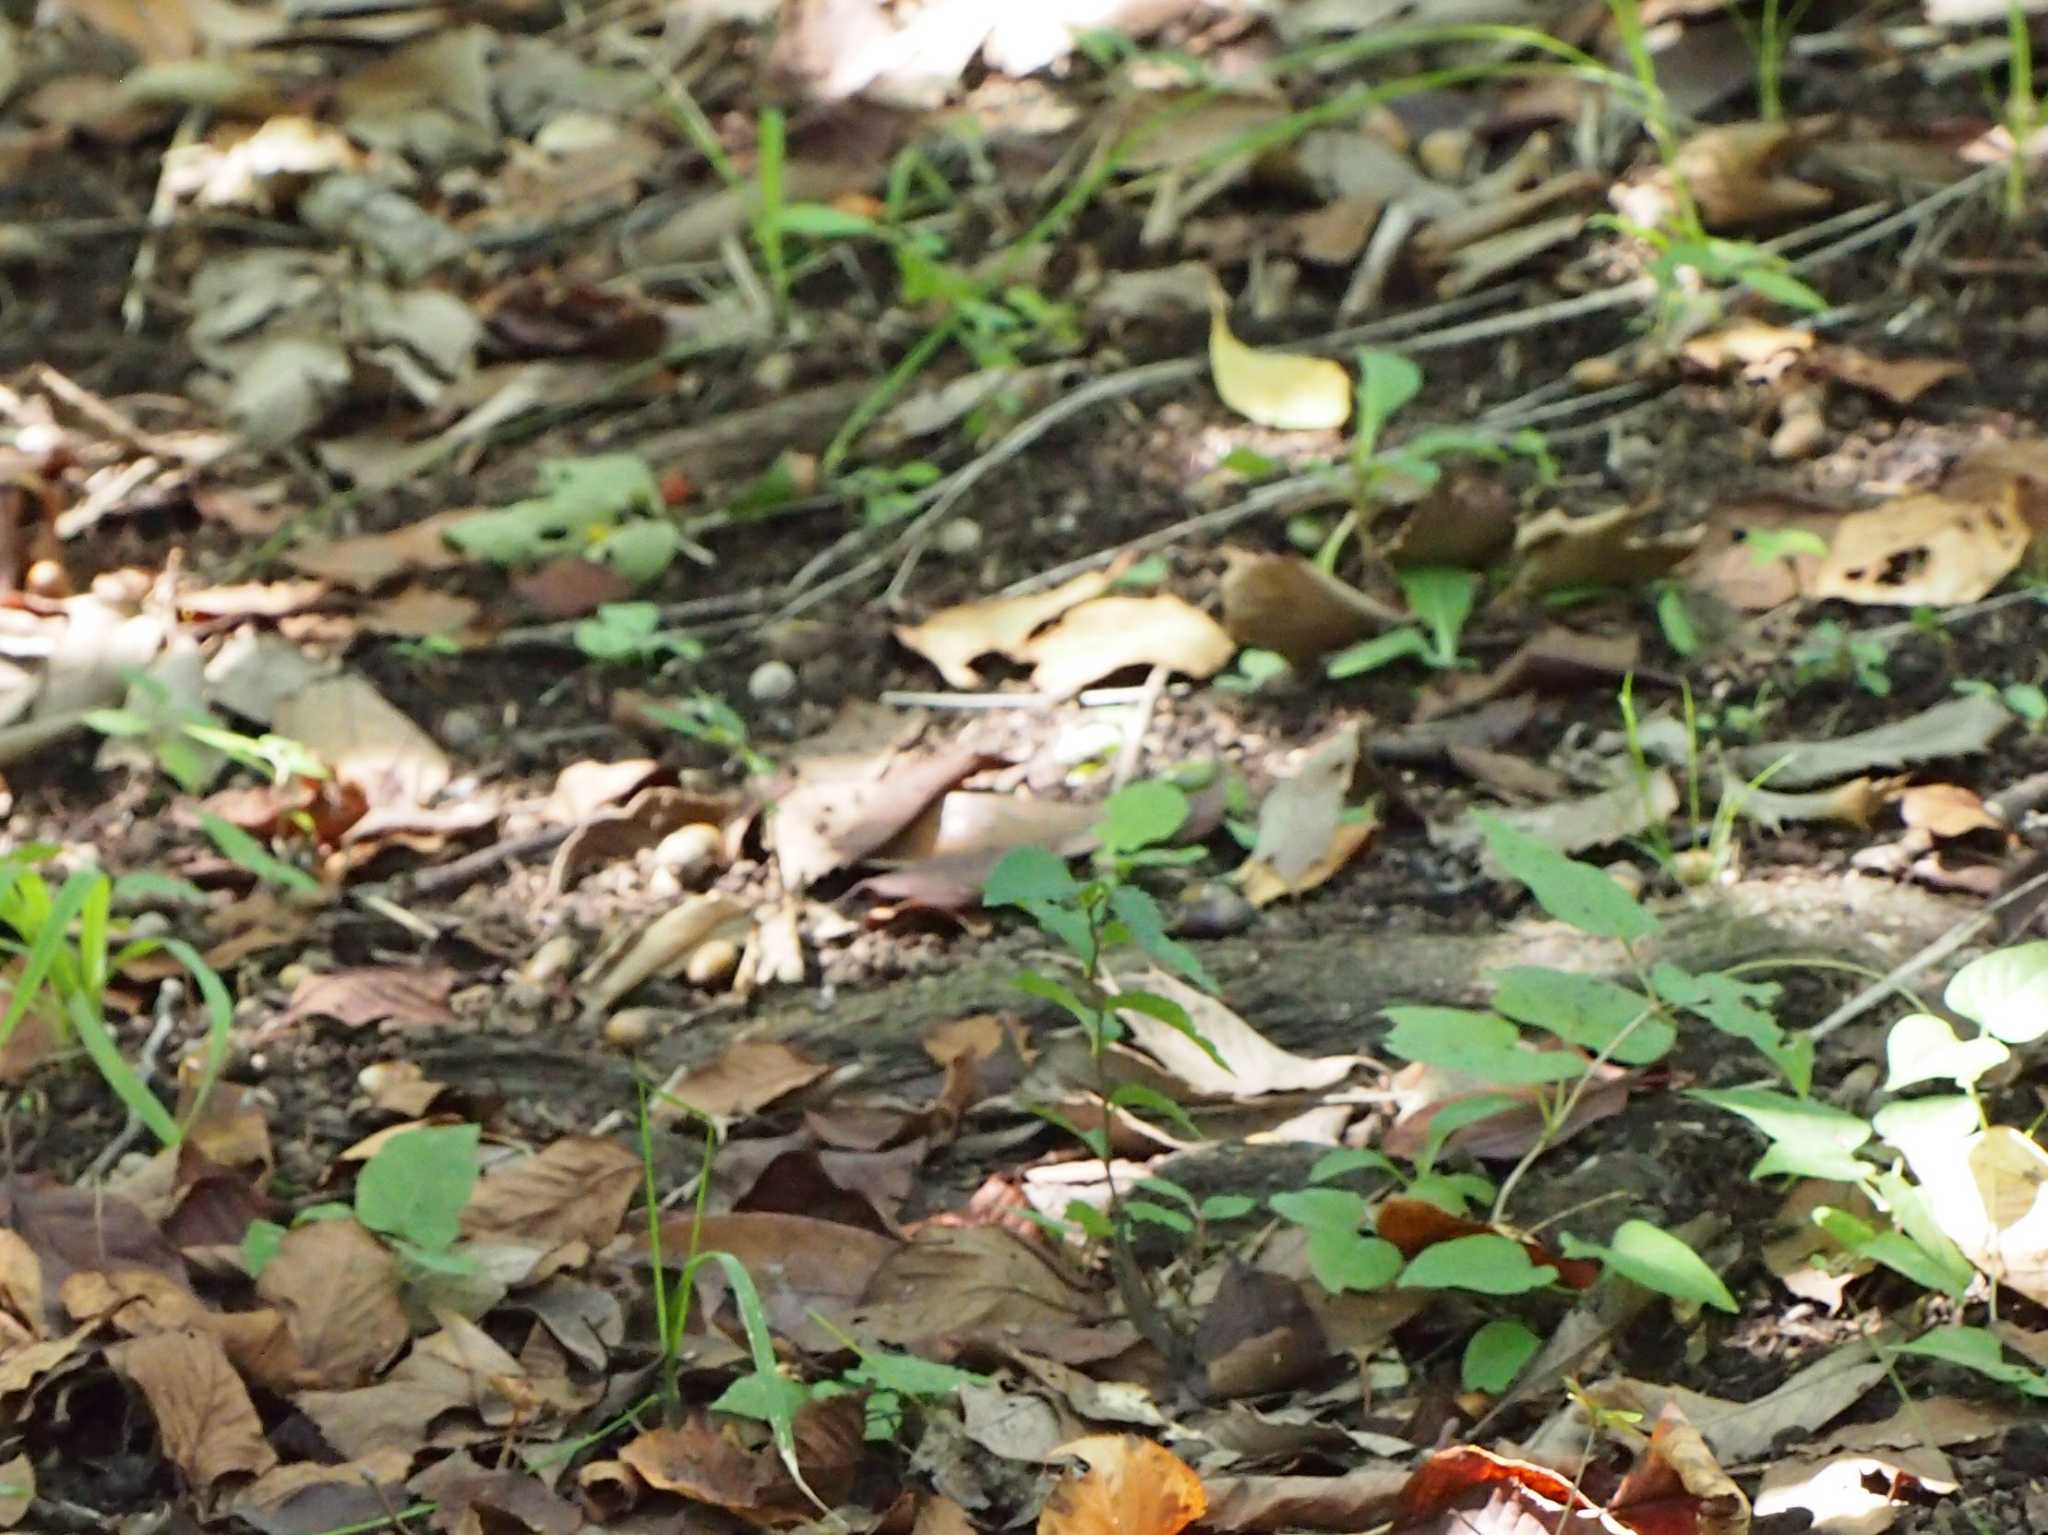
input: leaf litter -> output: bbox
[9,0,2048,1531]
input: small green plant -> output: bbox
[646,692,774,777]
[2003,1,2042,222]
[1728,0,1821,120]
[243,1123,483,1280]
[447,455,693,587]
[841,460,944,527]
[87,677,324,796]
[1793,618,1891,696]
[0,849,231,1149]
[199,813,323,898]
[1326,565,1482,678]
[574,602,707,667]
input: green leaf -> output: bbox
[1944,941,2048,1044]
[1124,1199,1194,1233]
[1463,1318,1540,1392]
[1381,1007,1585,1086]
[1199,1193,1256,1222]
[1490,968,1671,1065]
[1269,1187,1368,1234]
[1406,1170,1495,1216]
[355,1124,481,1252]
[242,1219,287,1278]
[767,203,886,240]
[1652,964,1808,1095]
[1308,1229,1403,1293]
[984,847,1081,908]
[592,519,683,585]
[1327,627,1429,678]
[1892,1327,2048,1398]
[1813,1206,1972,1300]
[1013,969,1098,1029]
[1654,584,1701,658]
[1098,781,1189,855]
[712,1369,814,1422]
[1418,1097,1524,1175]
[1400,1234,1557,1294]
[1356,348,1423,444]
[1107,886,1214,992]
[1884,1012,2010,1092]
[847,1352,987,1399]
[1691,1087,1874,1180]
[1309,1147,1401,1184]
[1474,815,1657,941]
[200,814,323,897]
[1564,1220,1736,1312]
[1397,566,1480,666]
[1739,264,1828,313]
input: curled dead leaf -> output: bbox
[1208,308,1351,432]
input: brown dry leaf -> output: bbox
[63,1269,301,1392]
[1683,496,1840,609]
[1611,1407,1749,1535]
[773,746,989,889]
[0,1453,31,1528]
[273,674,450,808]
[1040,1436,1206,1535]
[409,1449,585,1535]
[1461,769,1679,866]
[180,580,332,619]
[1761,1180,1875,1312]
[280,967,458,1031]
[1112,970,1362,1097]
[653,1039,828,1126]
[0,1320,96,1401]
[232,1451,416,1535]
[255,1218,409,1390]
[1812,481,2031,606]
[1756,1448,1954,1534]
[1218,550,1402,666]
[0,1176,184,1294]
[547,758,663,822]
[655,1213,898,1337]
[358,586,481,639]
[620,1415,809,1526]
[108,1329,278,1494]
[1203,1469,1406,1533]
[1809,346,1966,406]
[284,509,480,589]
[852,1225,1125,1365]
[1618,119,1833,229]
[1505,503,1700,601]
[1896,783,2003,839]
[462,1135,641,1249]
[1236,725,1370,905]
[1024,595,1236,700]
[895,568,1116,689]
[1679,320,1815,376]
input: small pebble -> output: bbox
[127,912,170,939]
[936,518,983,557]
[748,660,797,703]
[604,1007,662,1050]
[1417,127,1473,181]
[651,823,722,885]
[441,707,487,751]
[687,937,740,987]
[522,934,580,985]
[1175,881,1257,939]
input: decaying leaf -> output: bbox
[579,892,750,1013]
[1683,496,1840,609]
[1208,308,1351,432]
[895,568,1116,689]
[1811,480,2032,607]
[1733,692,2012,790]
[273,673,450,810]
[1808,346,1966,406]
[652,1039,829,1126]
[108,1329,278,1495]
[1022,595,1236,700]
[1112,970,1362,1096]
[1504,503,1700,601]
[1039,1435,1207,1535]
[1456,769,1680,865]
[1615,118,1833,229]
[1218,550,1401,666]
[1236,724,1375,905]
[772,746,990,889]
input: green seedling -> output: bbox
[87,676,323,796]
[574,602,707,667]
[842,460,944,527]
[199,813,323,898]
[1326,565,1481,678]
[448,455,693,587]
[1793,618,1890,696]
[646,692,774,777]
[2004,1,2042,222]
[243,1123,482,1283]
[1956,677,2048,731]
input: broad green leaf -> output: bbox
[1327,627,1428,678]
[768,203,885,240]
[1691,1087,1874,1181]
[984,847,1081,907]
[1307,1229,1402,1293]
[355,1124,481,1252]
[1491,968,1671,1064]
[1107,885,1213,992]
[1013,969,1097,1029]
[1652,964,1808,1095]
[1893,1327,2048,1398]
[1269,1188,1368,1234]
[200,815,323,897]
[714,1369,815,1422]
[1356,348,1423,439]
[1200,1194,1256,1222]
[1473,814,1657,941]
[1382,1007,1584,1086]
[1402,1234,1556,1294]
[593,519,683,584]
[241,1219,286,1277]
[1397,566,1480,665]
[1813,1207,1972,1300]
[1944,941,2048,1043]
[1309,1147,1401,1184]
[1124,1200,1194,1234]
[1564,1220,1736,1312]
[1099,781,1189,854]
[1884,1012,2010,1092]
[848,1352,987,1398]
[1463,1318,1540,1392]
